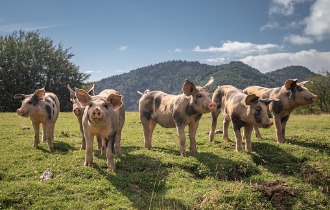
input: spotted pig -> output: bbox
[14,88,60,149]
[209,85,274,152]
[75,88,125,170]
[243,79,318,143]
[139,77,216,156]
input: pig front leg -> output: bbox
[209,109,221,142]
[84,132,94,166]
[78,118,86,150]
[96,135,102,151]
[253,126,262,140]
[274,115,284,143]
[106,132,117,170]
[234,128,243,152]
[244,126,253,152]
[176,126,187,156]
[189,122,199,153]
[32,122,40,148]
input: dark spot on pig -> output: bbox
[31,94,39,106]
[185,104,198,116]
[45,105,52,120]
[173,111,185,127]
[272,100,283,114]
[194,114,202,122]
[45,98,51,103]
[143,99,153,113]
[231,113,247,130]
[141,111,151,121]
[48,95,56,103]
[155,96,161,110]
[216,103,221,109]
[281,115,289,123]
[254,106,262,124]
[274,88,281,95]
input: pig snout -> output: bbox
[73,108,81,116]
[311,95,318,102]
[16,108,28,117]
[91,108,102,120]
[208,102,217,111]
[263,121,273,128]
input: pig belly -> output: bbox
[151,112,176,128]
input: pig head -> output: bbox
[14,88,60,149]
[75,88,125,170]
[243,79,318,143]
[67,84,101,150]
[209,85,274,152]
[139,77,216,156]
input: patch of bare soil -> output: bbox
[253,180,296,210]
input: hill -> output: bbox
[95,61,315,111]
[266,66,317,85]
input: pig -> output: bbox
[139,77,216,156]
[14,88,60,149]
[209,85,274,152]
[243,79,318,143]
[67,84,102,150]
[75,88,125,170]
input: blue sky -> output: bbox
[1,0,330,81]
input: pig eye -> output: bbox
[196,93,202,98]
[89,102,94,107]
[103,104,108,110]
[27,101,33,105]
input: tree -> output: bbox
[0,30,89,112]
[308,71,330,113]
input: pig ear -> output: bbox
[34,88,45,100]
[299,81,313,86]
[260,98,273,106]
[14,94,26,100]
[107,93,123,111]
[203,77,214,91]
[87,84,95,96]
[67,84,76,101]
[183,80,197,96]
[75,88,91,108]
[284,79,298,91]
[245,94,259,105]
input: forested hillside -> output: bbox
[95,61,317,111]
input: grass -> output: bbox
[0,112,329,209]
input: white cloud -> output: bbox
[193,41,281,56]
[269,0,307,16]
[84,70,102,74]
[240,49,330,72]
[284,34,314,45]
[304,0,330,41]
[118,45,128,52]
[204,57,226,63]
[0,22,66,33]
[174,48,182,53]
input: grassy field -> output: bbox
[0,112,329,209]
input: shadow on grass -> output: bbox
[93,153,187,209]
[37,140,76,154]
[251,141,330,195]
[287,138,330,156]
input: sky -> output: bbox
[1,0,330,81]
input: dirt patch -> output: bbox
[253,180,296,209]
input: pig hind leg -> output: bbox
[42,123,47,142]
[105,132,116,170]
[223,117,231,142]
[141,116,157,149]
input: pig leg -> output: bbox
[253,126,262,140]
[78,118,86,150]
[42,123,47,142]
[244,126,253,152]
[223,117,231,141]
[106,132,116,170]
[46,123,54,150]
[234,129,243,152]
[177,126,187,156]
[141,118,156,149]
[84,132,94,166]
[274,115,284,143]
[209,109,221,142]
[189,122,199,153]
[101,137,106,156]
[281,115,289,142]
[96,135,102,150]
[32,122,40,148]
[115,131,122,155]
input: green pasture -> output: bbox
[0,112,329,209]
